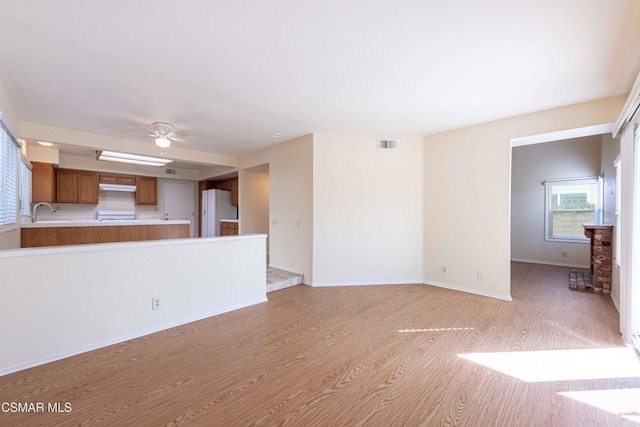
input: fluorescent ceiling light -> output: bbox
[38,141,54,146]
[96,150,173,167]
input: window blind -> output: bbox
[20,155,32,217]
[0,119,20,226]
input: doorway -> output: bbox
[163,181,196,237]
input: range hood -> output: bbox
[98,183,137,192]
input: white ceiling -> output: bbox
[1,1,640,158]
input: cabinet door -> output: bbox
[136,177,157,205]
[118,175,136,185]
[56,170,78,203]
[77,172,98,204]
[99,173,118,184]
[31,162,55,202]
[231,178,238,206]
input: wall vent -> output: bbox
[377,139,399,150]
[165,168,178,175]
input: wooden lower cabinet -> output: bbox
[220,221,239,236]
[21,224,190,248]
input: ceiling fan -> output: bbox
[138,122,190,148]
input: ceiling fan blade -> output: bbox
[135,123,157,133]
[170,130,191,138]
[131,132,159,137]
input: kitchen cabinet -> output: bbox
[21,223,190,248]
[31,161,56,202]
[56,169,98,204]
[220,221,239,236]
[99,173,136,185]
[230,178,238,206]
[136,176,157,205]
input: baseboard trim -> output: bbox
[0,297,268,378]
[424,280,512,301]
[511,258,590,269]
[311,279,423,287]
[611,294,621,313]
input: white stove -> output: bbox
[97,210,136,221]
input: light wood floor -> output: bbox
[1,262,638,426]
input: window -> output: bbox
[614,157,621,266]
[20,156,32,217]
[544,177,600,242]
[0,117,20,227]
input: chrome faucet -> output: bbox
[32,202,56,223]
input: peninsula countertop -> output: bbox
[22,219,191,229]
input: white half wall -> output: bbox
[312,133,424,285]
[240,135,313,282]
[423,95,626,300]
[0,235,267,376]
[511,135,602,268]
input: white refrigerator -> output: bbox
[202,189,238,237]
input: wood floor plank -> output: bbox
[0,262,638,426]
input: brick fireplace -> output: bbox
[581,224,614,294]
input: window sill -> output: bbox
[0,223,18,235]
[545,237,590,244]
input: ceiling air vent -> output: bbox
[377,139,399,150]
[165,168,178,175]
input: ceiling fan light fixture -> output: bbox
[155,136,171,148]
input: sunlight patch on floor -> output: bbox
[559,388,640,423]
[398,327,475,333]
[459,347,640,382]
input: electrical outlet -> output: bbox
[562,251,568,258]
[441,265,447,274]
[477,270,484,280]
[152,297,161,310]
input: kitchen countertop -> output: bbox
[220,219,240,223]
[22,219,191,228]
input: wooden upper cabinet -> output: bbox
[56,169,98,204]
[56,169,78,203]
[99,173,136,185]
[136,176,157,205]
[31,161,56,203]
[77,171,99,204]
[230,178,238,206]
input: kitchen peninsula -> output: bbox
[21,219,190,248]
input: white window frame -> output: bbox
[544,176,601,243]
[614,155,621,267]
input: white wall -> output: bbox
[511,135,602,268]
[601,133,621,308]
[240,135,313,281]
[0,78,21,250]
[0,235,267,376]
[312,133,424,285]
[239,168,269,239]
[423,95,626,300]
